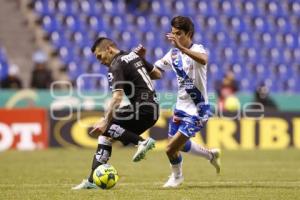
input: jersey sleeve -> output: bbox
[154,50,172,71]
[109,63,125,91]
[193,44,208,55]
[142,59,155,73]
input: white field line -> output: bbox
[0,181,300,187]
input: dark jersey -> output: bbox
[108,51,158,111]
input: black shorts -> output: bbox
[108,104,159,135]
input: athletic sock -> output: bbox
[88,136,112,183]
[189,141,212,160]
[168,154,183,177]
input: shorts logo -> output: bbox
[108,124,125,138]
[188,127,195,133]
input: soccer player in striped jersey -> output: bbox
[136,16,221,188]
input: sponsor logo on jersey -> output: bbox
[121,52,139,63]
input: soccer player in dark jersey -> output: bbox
[72,37,162,190]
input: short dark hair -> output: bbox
[91,37,117,53]
[171,16,194,39]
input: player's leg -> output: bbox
[72,135,112,190]
[101,106,149,145]
[103,111,157,162]
[180,140,221,174]
[128,113,158,162]
[87,136,112,182]
[163,131,189,188]
[102,123,145,145]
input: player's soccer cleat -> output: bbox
[163,173,184,188]
[71,179,98,190]
[132,138,156,162]
[209,148,221,174]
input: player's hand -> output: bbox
[166,33,184,50]
[89,119,108,137]
[133,44,146,58]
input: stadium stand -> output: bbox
[29,0,300,92]
[0,47,9,81]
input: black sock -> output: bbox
[88,143,112,183]
[103,123,144,145]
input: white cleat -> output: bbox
[71,179,98,190]
[163,174,184,188]
[209,148,221,174]
[132,138,156,162]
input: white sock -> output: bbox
[98,135,112,146]
[189,141,212,160]
[171,162,183,177]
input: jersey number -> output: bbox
[137,67,154,91]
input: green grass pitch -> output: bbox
[0,148,299,200]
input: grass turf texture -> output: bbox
[0,148,299,200]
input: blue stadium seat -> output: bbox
[240,77,257,92]
[58,45,74,64]
[242,0,260,16]
[251,16,273,33]
[67,61,82,80]
[110,15,128,31]
[157,16,171,32]
[134,16,152,32]
[289,1,300,17]
[42,15,61,33]
[195,0,216,16]
[150,0,171,16]
[265,0,286,17]
[236,32,254,47]
[49,30,67,49]
[218,0,237,16]
[58,0,81,15]
[274,16,292,33]
[259,32,276,48]
[34,0,55,16]
[86,15,105,32]
[230,63,246,80]
[228,16,248,32]
[119,31,138,48]
[172,0,192,15]
[63,15,87,32]
[204,16,224,32]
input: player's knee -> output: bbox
[181,140,191,152]
[166,145,177,158]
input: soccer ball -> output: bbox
[93,164,119,189]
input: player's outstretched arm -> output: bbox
[149,67,162,80]
[103,90,123,125]
[166,33,208,65]
[180,48,208,65]
[90,90,124,136]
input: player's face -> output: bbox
[94,47,111,66]
[171,27,192,47]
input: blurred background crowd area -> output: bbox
[0,0,299,111]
